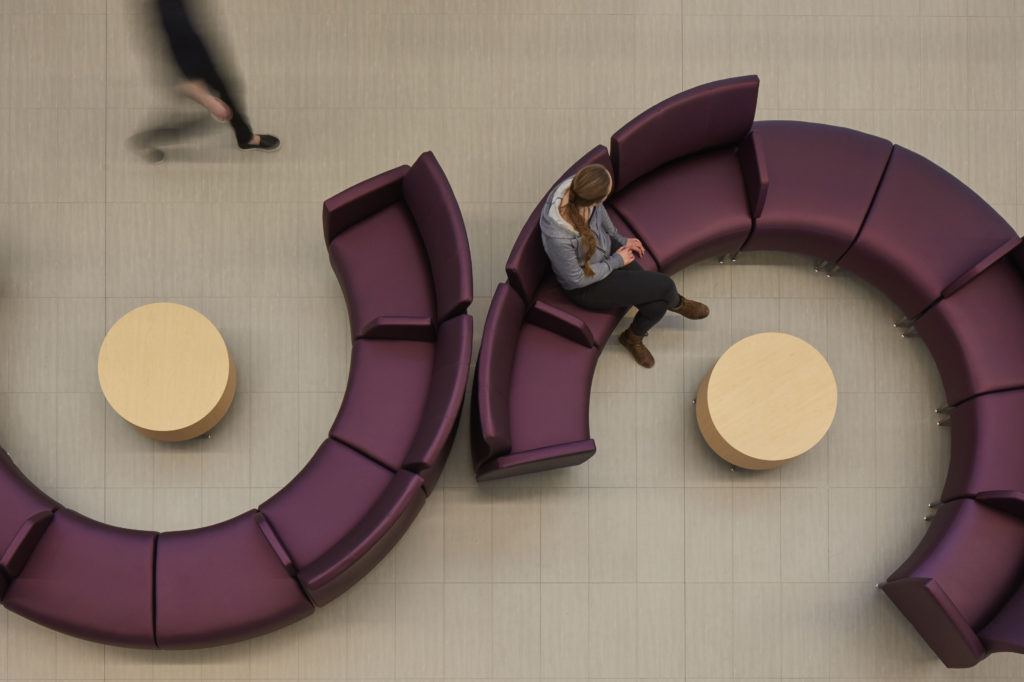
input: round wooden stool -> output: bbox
[695,332,837,469]
[98,303,237,442]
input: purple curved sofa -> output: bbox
[472,75,1024,667]
[0,151,473,648]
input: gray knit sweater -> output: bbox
[539,178,628,290]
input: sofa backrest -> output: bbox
[403,151,474,321]
[405,314,473,480]
[611,75,760,190]
[474,283,527,459]
[322,166,408,246]
[505,145,615,301]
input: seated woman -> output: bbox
[539,164,709,368]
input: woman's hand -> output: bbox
[616,245,635,265]
[625,237,645,257]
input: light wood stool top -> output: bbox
[695,332,837,470]
[98,302,237,442]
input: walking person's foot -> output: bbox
[240,134,280,152]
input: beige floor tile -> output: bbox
[344,582,396,678]
[295,297,349,392]
[492,583,541,678]
[636,583,685,677]
[248,392,301,488]
[826,296,877,393]
[588,487,637,583]
[874,392,949,490]
[828,487,879,582]
[781,487,829,581]
[636,392,687,487]
[8,108,105,203]
[588,393,637,486]
[636,487,686,582]
[151,487,202,533]
[684,487,733,581]
[443,583,491,678]
[635,12,684,109]
[540,487,589,581]
[249,298,300,393]
[731,296,779,339]
[684,583,732,678]
[394,491,445,583]
[828,392,877,487]
[779,582,831,678]
[635,316,686,394]
[733,487,781,582]
[248,622,300,681]
[4,298,58,392]
[588,583,638,678]
[491,487,541,582]
[394,583,444,677]
[4,12,104,108]
[0,393,58,491]
[732,582,782,678]
[681,296,733,392]
[105,486,154,530]
[55,486,104,520]
[104,401,155,489]
[539,582,589,678]
[443,486,492,582]
[3,203,104,298]
[152,437,203,489]
[293,599,346,680]
[56,392,106,488]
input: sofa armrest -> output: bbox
[975,490,1024,519]
[737,129,769,219]
[0,510,53,579]
[323,165,410,245]
[256,513,296,576]
[360,315,436,342]
[475,439,597,481]
[527,300,596,348]
[881,577,987,668]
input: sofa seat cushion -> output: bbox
[330,337,435,471]
[837,145,1016,319]
[328,202,435,339]
[742,121,893,261]
[942,390,1024,502]
[508,323,601,454]
[915,259,1024,406]
[2,510,156,647]
[0,447,59,559]
[155,511,312,649]
[260,439,396,569]
[609,149,752,274]
[981,580,1024,654]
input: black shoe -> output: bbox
[240,134,280,152]
[140,148,166,164]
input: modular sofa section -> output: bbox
[155,510,313,649]
[2,509,157,648]
[837,145,1017,320]
[738,121,893,262]
[881,499,1024,667]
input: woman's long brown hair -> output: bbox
[563,165,612,277]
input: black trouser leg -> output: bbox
[565,263,683,336]
[202,70,254,147]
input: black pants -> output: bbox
[149,0,254,147]
[565,262,682,336]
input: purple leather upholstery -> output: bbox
[298,470,425,606]
[328,202,436,340]
[610,75,760,191]
[942,391,1024,503]
[403,151,473,321]
[882,499,1024,667]
[476,440,597,482]
[330,337,435,472]
[2,510,156,648]
[155,511,313,649]
[738,121,893,262]
[982,580,1024,654]
[505,146,616,301]
[0,511,53,580]
[608,149,752,273]
[323,166,408,246]
[915,258,1024,406]
[261,439,395,572]
[837,145,1016,319]
[404,315,473,492]
[472,283,527,461]
[0,447,59,562]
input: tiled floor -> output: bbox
[1,0,1023,679]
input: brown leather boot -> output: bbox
[618,329,655,368]
[669,296,710,319]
